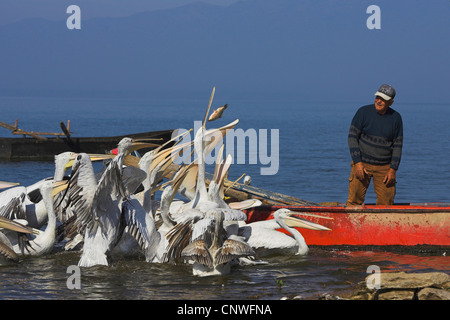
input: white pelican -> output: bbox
[162,89,252,268]
[111,130,195,260]
[117,158,195,263]
[76,138,155,267]
[0,152,108,230]
[238,208,331,257]
[170,88,239,213]
[113,150,162,260]
[55,153,100,250]
[2,180,59,256]
[181,209,255,276]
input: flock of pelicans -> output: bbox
[0,91,332,276]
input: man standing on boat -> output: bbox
[347,84,403,206]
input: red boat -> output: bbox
[245,203,450,247]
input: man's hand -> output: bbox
[354,162,368,181]
[384,168,396,187]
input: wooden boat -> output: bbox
[245,203,450,247]
[0,120,175,161]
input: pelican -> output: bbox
[238,208,332,257]
[162,89,251,267]
[112,150,162,260]
[1,180,59,256]
[55,153,101,250]
[0,152,109,230]
[75,138,155,267]
[181,209,255,276]
[117,158,195,263]
[111,130,196,261]
[170,88,239,212]
[0,217,39,266]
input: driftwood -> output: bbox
[0,119,73,141]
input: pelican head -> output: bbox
[117,137,159,155]
[274,209,331,231]
[54,152,77,180]
[55,152,116,180]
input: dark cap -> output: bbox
[374,84,396,101]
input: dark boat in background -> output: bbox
[0,120,175,161]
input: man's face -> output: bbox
[374,96,393,114]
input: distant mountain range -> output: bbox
[0,0,448,102]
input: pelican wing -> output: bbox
[0,233,19,262]
[190,217,215,244]
[181,240,213,268]
[221,209,248,222]
[0,187,27,220]
[55,160,93,242]
[122,165,147,195]
[214,237,255,266]
[122,198,161,256]
[88,154,127,236]
[163,213,202,264]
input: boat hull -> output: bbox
[0,129,174,161]
[245,204,450,246]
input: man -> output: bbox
[347,84,403,206]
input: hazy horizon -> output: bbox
[0,0,449,103]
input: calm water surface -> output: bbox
[0,95,449,300]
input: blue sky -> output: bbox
[0,0,449,103]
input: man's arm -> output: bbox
[348,113,363,165]
[348,109,368,181]
[390,115,403,171]
[385,114,403,187]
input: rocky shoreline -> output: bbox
[280,271,450,300]
[332,271,449,300]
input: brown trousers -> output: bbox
[346,162,396,206]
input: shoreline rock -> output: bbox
[348,272,450,300]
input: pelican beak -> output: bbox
[0,181,20,189]
[203,86,216,128]
[284,212,331,231]
[88,153,116,162]
[203,119,239,155]
[0,217,39,235]
[63,153,79,171]
[52,180,69,197]
[129,139,160,153]
[64,153,115,171]
[172,162,195,193]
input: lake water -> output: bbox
[0,94,449,300]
